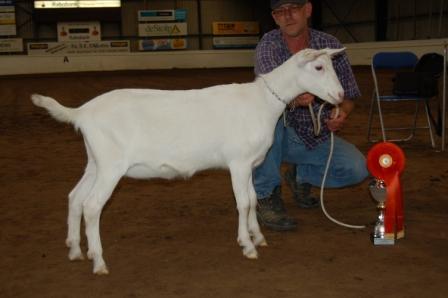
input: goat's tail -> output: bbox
[31,94,77,124]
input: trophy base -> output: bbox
[372,233,396,245]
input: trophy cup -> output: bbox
[369,179,394,245]
[367,143,406,245]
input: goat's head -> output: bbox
[294,48,346,105]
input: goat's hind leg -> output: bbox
[66,154,97,261]
[229,163,257,259]
[83,167,123,275]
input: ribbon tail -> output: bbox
[384,173,404,239]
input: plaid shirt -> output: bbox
[255,28,361,149]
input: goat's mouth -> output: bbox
[326,92,343,105]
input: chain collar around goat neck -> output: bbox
[259,75,289,106]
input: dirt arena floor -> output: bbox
[1,66,447,298]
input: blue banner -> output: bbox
[0,0,14,6]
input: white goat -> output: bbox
[32,48,345,275]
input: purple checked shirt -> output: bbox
[254,28,361,149]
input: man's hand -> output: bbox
[326,107,347,132]
[326,99,354,131]
[288,93,315,109]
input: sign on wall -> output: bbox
[34,1,120,8]
[0,1,15,5]
[0,37,22,52]
[212,36,259,49]
[0,4,15,36]
[138,9,187,22]
[138,38,187,51]
[57,22,101,42]
[212,21,259,35]
[27,40,130,55]
[138,22,187,37]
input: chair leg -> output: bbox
[424,99,436,148]
[402,100,420,142]
[375,94,387,142]
[367,90,376,142]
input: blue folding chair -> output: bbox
[367,51,436,147]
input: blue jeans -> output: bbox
[253,119,369,199]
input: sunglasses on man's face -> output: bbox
[272,4,305,17]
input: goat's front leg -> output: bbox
[229,164,257,259]
[247,177,267,247]
[83,170,121,275]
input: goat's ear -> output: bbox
[296,48,332,65]
[324,47,346,57]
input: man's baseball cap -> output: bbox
[271,0,308,10]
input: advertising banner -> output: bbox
[0,37,22,52]
[138,22,187,37]
[138,9,187,22]
[212,21,259,35]
[212,36,259,49]
[138,38,187,51]
[34,1,120,8]
[27,40,130,55]
[57,22,101,42]
[0,5,15,36]
[0,1,14,6]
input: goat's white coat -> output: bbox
[32,48,345,275]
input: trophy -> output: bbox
[367,143,406,245]
[369,179,394,245]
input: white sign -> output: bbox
[138,22,187,37]
[0,24,14,35]
[0,5,15,36]
[0,38,22,52]
[34,1,121,8]
[57,22,101,42]
[27,40,130,56]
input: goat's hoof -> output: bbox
[68,247,84,261]
[257,239,268,247]
[68,250,85,261]
[252,235,267,247]
[245,251,258,259]
[243,248,258,259]
[93,265,109,275]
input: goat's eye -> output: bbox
[315,65,323,71]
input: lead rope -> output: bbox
[309,103,366,229]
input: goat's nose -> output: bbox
[338,91,344,100]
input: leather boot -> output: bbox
[284,167,320,209]
[256,186,297,231]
